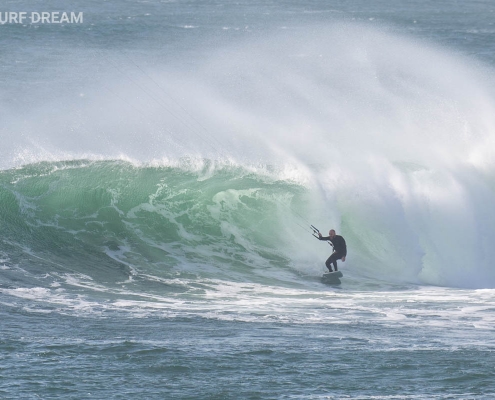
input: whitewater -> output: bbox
[1,0,495,398]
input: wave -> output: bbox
[2,24,495,290]
[1,158,495,292]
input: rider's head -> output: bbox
[329,229,336,239]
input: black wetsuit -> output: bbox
[319,235,347,272]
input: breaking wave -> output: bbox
[2,24,495,290]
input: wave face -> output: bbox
[0,160,321,293]
[1,157,495,291]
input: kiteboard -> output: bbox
[321,270,343,285]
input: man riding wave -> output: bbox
[318,229,347,272]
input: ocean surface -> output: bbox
[1,1,495,398]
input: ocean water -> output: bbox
[1,1,495,398]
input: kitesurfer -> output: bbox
[318,229,347,272]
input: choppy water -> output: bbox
[2,1,495,398]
